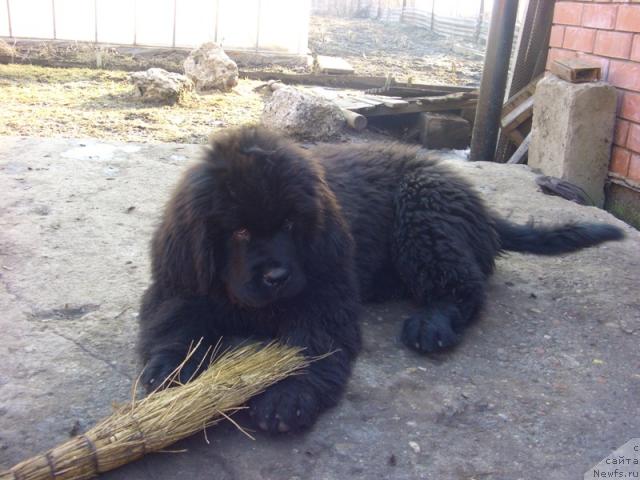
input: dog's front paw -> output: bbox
[248,380,319,434]
[401,310,461,353]
[140,350,203,393]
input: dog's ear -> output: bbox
[308,183,355,274]
[151,165,217,295]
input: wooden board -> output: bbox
[550,58,601,83]
[240,70,477,93]
[501,96,534,133]
[309,88,478,117]
[316,56,355,74]
[501,77,539,119]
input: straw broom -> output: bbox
[0,342,310,480]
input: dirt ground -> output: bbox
[0,14,486,144]
[308,16,484,85]
[0,64,264,143]
[0,137,638,479]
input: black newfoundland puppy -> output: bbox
[138,126,623,433]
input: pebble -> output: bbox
[408,441,421,454]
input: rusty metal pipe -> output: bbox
[470,0,519,161]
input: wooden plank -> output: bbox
[239,70,477,93]
[500,96,534,133]
[382,99,410,108]
[507,129,525,146]
[550,58,601,83]
[352,99,477,117]
[507,133,531,164]
[501,75,540,119]
[410,91,478,105]
[316,55,354,74]
[364,86,475,98]
[350,95,384,107]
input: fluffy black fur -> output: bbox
[138,126,624,433]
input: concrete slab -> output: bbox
[0,137,638,480]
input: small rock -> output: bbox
[130,68,193,104]
[262,86,345,140]
[408,441,421,454]
[183,42,238,92]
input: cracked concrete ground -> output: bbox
[0,136,638,480]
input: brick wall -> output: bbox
[548,1,640,189]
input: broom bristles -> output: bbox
[1,342,309,480]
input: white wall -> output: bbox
[0,0,310,54]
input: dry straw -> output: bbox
[0,342,309,480]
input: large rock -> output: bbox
[183,42,238,93]
[0,39,15,63]
[261,86,345,140]
[529,75,617,207]
[130,68,193,104]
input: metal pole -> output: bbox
[255,0,261,52]
[430,0,435,31]
[6,0,12,38]
[172,0,177,48]
[469,0,519,162]
[133,0,137,45]
[51,0,56,39]
[94,0,98,43]
[475,0,484,44]
[214,0,220,43]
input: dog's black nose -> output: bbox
[263,267,290,287]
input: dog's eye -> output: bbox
[283,219,294,232]
[233,228,251,242]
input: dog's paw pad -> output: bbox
[401,312,460,353]
[248,381,319,434]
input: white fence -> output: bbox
[382,7,489,44]
[0,0,310,55]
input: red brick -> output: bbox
[610,146,631,175]
[620,92,640,122]
[627,122,640,152]
[576,52,611,78]
[629,153,640,181]
[615,119,631,146]
[563,27,596,52]
[608,60,640,90]
[582,4,617,29]
[554,2,584,26]
[616,5,640,32]
[631,34,640,61]
[550,25,565,48]
[594,31,633,59]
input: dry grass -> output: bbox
[0,64,265,143]
[0,342,309,480]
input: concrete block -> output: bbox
[419,113,471,149]
[529,74,617,207]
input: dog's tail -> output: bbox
[494,218,625,255]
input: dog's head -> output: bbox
[154,126,349,309]
[207,127,338,308]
